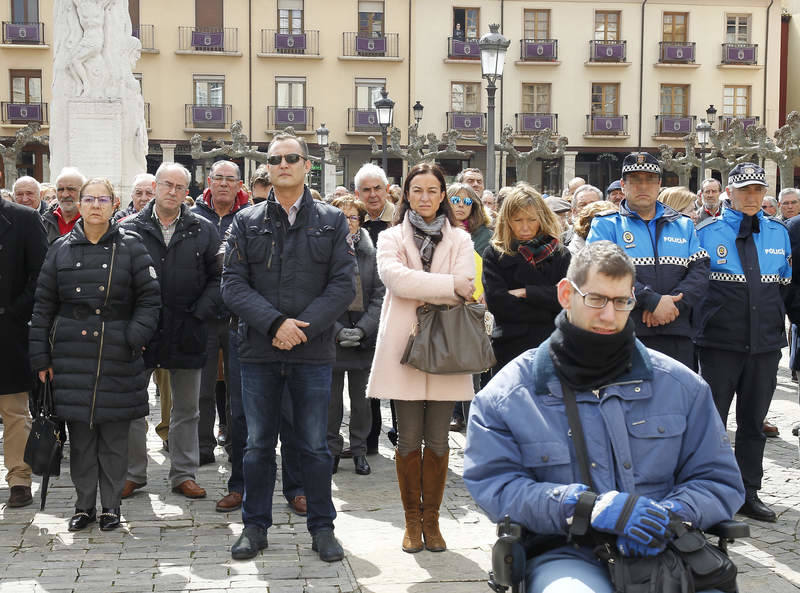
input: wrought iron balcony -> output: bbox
[659,42,695,63]
[2,102,47,124]
[720,115,760,130]
[446,112,486,134]
[144,102,150,129]
[448,37,480,59]
[2,21,44,44]
[261,29,319,55]
[348,108,381,132]
[655,114,696,136]
[178,26,239,53]
[185,104,231,129]
[721,43,757,65]
[267,106,313,131]
[515,113,558,134]
[589,40,626,62]
[520,39,558,61]
[342,32,399,58]
[586,114,628,135]
[132,24,156,51]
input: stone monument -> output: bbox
[49,0,147,202]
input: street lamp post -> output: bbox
[316,122,329,196]
[374,88,395,173]
[706,104,717,127]
[696,117,712,185]
[479,24,510,192]
[413,101,424,130]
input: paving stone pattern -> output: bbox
[1,347,798,592]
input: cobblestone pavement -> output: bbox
[1,348,798,592]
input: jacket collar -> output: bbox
[618,199,680,223]
[356,227,375,255]
[197,187,250,218]
[65,219,118,245]
[135,200,197,234]
[532,335,653,396]
[265,185,314,223]
[721,205,764,230]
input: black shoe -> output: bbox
[199,452,216,466]
[387,428,398,447]
[68,509,96,531]
[332,455,340,475]
[339,447,354,459]
[99,507,121,531]
[354,455,371,475]
[231,525,268,560]
[738,492,777,523]
[7,485,33,508]
[217,425,228,447]
[312,528,344,562]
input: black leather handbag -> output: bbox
[400,302,496,374]
[23,377,63,510]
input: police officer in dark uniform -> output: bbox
[586,152,709,368]
[695,162,792,523]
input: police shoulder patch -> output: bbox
[695,216,718,231]
[595,210,618,218]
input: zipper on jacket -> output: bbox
[267,239,275,269]
[89,241,117,429]
[49,317,60,350]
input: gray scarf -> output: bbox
[408,211,446,272]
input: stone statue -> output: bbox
[368,125,474,167]
[658,134,698,187]
[475,125,568,183]
[50,0,147,200]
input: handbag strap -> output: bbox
[560,381,595,491]
[41,377,55,417]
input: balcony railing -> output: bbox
[185,104,231,129]
[144,102,150,129]
[348,108,381,132]
[2,102,47,124]
[721,43,757,65]
[342,32,399,58]
[260,29,319,55]
[659,42,695,63]
[720,115,760,130]
[655,114,696,136]
[2,21,44,44]
[447,112,486,134]
[515,113,558,134]
[132,24,155,51]
[447,37,480,59]
[586,114,628,135]
[267,106,313,131]
[520,39,558,61]
[589,40,627,62]
[178,26,239,53]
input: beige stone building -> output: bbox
[0,0,785,194]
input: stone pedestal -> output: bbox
[160,143,176,162]
[562,151,578,193]
[764,159,778,195]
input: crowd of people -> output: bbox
[0,141,797,590]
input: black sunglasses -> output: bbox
[266,153,307,166]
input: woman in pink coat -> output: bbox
[367,163,475,554]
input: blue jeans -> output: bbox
[527,546,723,593]
[240,361,334,534]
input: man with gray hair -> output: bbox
[778,187,800,221]
[696,178,724,223]
[12,176,44,214]
[571,184,603,218]
[41,167,87,243]
[121,161,221,501]
[114,173,156,221]
[762,196,778,217]
[355,163,394,247]
[456,167,485,195]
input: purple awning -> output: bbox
[521,114,555,132]
[275,108,307,126]
[275,33,307,50]
[191,30,224,48]
[6,103,42,121]
[451,114,483,130]
[192,106,225,124]
[5,23,39,42]
[523,41,556,60]
[592,116,625,133]
[356,36,386,53]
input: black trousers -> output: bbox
[639,334,695,371]
[697,348,781,492]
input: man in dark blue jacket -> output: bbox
[587,152,709,369]
[222,133,355,562]
[695,163,792,523]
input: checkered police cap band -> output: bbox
[728,165,766,187]
[622,162,662,175]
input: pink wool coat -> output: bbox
[367,216,476,402]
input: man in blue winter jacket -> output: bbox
[464,240,744,593]
[587,152,709,369]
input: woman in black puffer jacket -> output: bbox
[30,177,161,532]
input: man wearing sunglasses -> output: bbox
[222,133,355,563]
[587,152,709,370]
[464,241,744,592]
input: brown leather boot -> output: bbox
[395,448,423,553]
[421,448,449,552]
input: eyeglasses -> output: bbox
[210,175,240,183]
[266,153,307,166]
[80,195,113,205]
[157,180,188,194]
[569,280,636,311]
[450,196,473,206]
[345,215,360,222]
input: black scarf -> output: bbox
[737,213,760,239]
[408,211,446,272]
[549,310,636,391]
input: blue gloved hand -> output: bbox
[557,483,589,528]
[590,491,671,549]
[617,535,666,557]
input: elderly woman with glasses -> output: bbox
[29,177,161,532]
[482,183,571,370]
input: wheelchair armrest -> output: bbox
[705,520,750,540]
[490,516,527,589]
